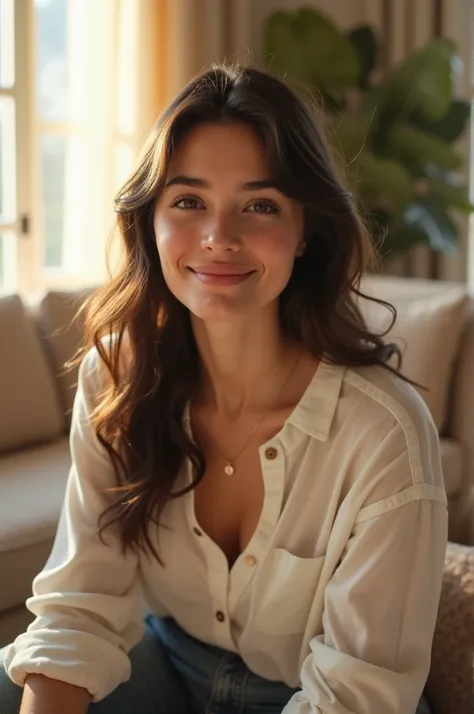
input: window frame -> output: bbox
[11,0,128,296]
[0,0,36,294]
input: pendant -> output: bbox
[224,463,235,476]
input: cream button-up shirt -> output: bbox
[4,348,448,712]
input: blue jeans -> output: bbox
[0,615,433,713]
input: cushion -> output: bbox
[34,290,90,423]
[0,437,71,552]
[0,541,56,625]
[425,542,474,714]
[360,276,468,432]
[0,437,71,614]
[439,438,464,498]
[0,294,64,452]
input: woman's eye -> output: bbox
[171,196,203,210]
[246,200,281,215]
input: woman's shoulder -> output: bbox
[340,362,436,441]
[335,362,446,509]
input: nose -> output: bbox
[201,213,241,253]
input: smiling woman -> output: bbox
[1,65,445,714]
[154,122,305,319]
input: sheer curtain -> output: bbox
[116,0,236,154]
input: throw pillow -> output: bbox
[35,290,91,423]
[360,276,468,432]
[0,294,64,451]
[425,542,474,714]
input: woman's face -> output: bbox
[154,121,305,321]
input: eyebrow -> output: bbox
[164,175,279,191]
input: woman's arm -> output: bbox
[284,420,448,714]
[4,348,143,703]
[20,674,91,714]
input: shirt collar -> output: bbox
[182,359,345,443]
[285,360,345,442]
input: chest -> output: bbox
[192,412,285,568]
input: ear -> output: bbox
[296,240,307,258]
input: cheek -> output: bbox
[154,213,194,267]
[254,227,300,276]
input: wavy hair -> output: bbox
[75,64,403,560]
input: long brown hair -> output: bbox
[76,64,402,560]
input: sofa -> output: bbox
[0,276,473,649]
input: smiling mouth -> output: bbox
[188,267,256,286]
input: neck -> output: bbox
[191,306,299,418]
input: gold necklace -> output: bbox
[195,352,301,476]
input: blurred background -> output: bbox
[1,0,473,298]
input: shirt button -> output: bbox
[244,555,257,567]
[193,527,203,536]
[265,446,278,460]
[216,610,225,623]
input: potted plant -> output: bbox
[263,8,473,257]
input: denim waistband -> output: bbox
[147,615,299,714]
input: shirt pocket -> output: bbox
[252,549,325,634]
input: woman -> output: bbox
[0,65,446,714]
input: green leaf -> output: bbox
[261,10,468,260]
[425,177,474,212]
[262,12,308,82]
[385,124,463,173]
[348,25,378,89]
[410,100,471,142]
[381,224,430,257]
[336,116,371,160]
[334,87,383,159]
[353,151,413,209]
[263,9,360,90]
[402,196,459,253]
[317,87,346,113]
[381,38,456,122]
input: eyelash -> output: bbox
[169,195,282,215]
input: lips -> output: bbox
[188,264,256,286]
[189,263,255,276]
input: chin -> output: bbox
[184,294,257,321]
[187,293,281,324]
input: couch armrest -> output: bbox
[447,297,474,543]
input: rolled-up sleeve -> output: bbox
[3,348,143,702]
[282,426,448,714]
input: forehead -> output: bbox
[167,122,271,178]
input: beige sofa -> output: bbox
[0,277,473,647]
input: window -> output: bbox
[30,0,118,292]
[36,0,88,272]
[0,0,17,292]
[2,0,148,296]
